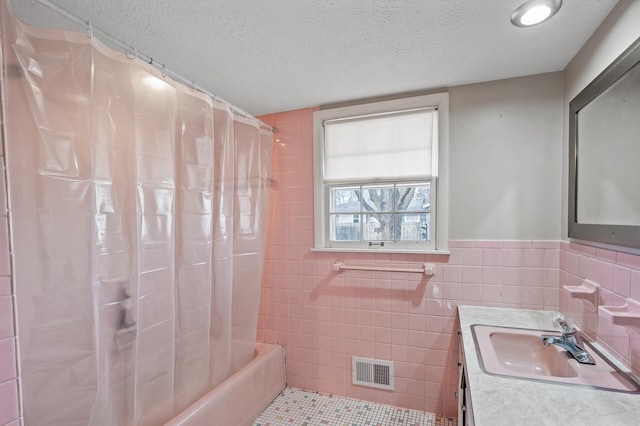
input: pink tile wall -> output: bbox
[0,156,19,426]
[257,108,560,418]
[560,241,640,376]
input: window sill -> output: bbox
[311,247,451,256]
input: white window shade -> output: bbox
[323,108,437,182]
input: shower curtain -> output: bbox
[0,1,272,424]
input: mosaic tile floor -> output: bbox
[252,387,456,426]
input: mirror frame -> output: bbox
[569,35,640,250]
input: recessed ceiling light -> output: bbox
[511,0,562,27]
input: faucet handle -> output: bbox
[553,314,576,333]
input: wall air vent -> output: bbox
[352,356,394,391]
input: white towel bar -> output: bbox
[332,262,435,276]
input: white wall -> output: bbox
[449,72,563,240]
[448,0,640,242]
[561,0,640,241]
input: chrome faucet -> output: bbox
[540,315,596,365]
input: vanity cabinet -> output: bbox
[458,306,640,425]
[457,331,475,426]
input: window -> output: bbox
[313,93,449,253]
[330,182,433,245]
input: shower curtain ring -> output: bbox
[161,64,167,78]
[125,47,137,60]
[189,81,196,92]
[88,22,94,39]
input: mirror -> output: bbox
[569,36,640,250]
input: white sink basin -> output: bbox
[471,325,640,393]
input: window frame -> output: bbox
[312,93,449,254]
[327,179,436,250]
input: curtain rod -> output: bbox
[35,0,273,131]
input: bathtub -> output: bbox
[165,343,286,426]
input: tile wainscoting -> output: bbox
[257,109,568,417]
[257,236,561,418]
[560,241,640,377]
[256,107,640,417]
[258,235,640,418]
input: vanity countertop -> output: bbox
[458,305,640,426]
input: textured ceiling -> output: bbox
[12,0,618,115]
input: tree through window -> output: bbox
[330,182,431,243]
